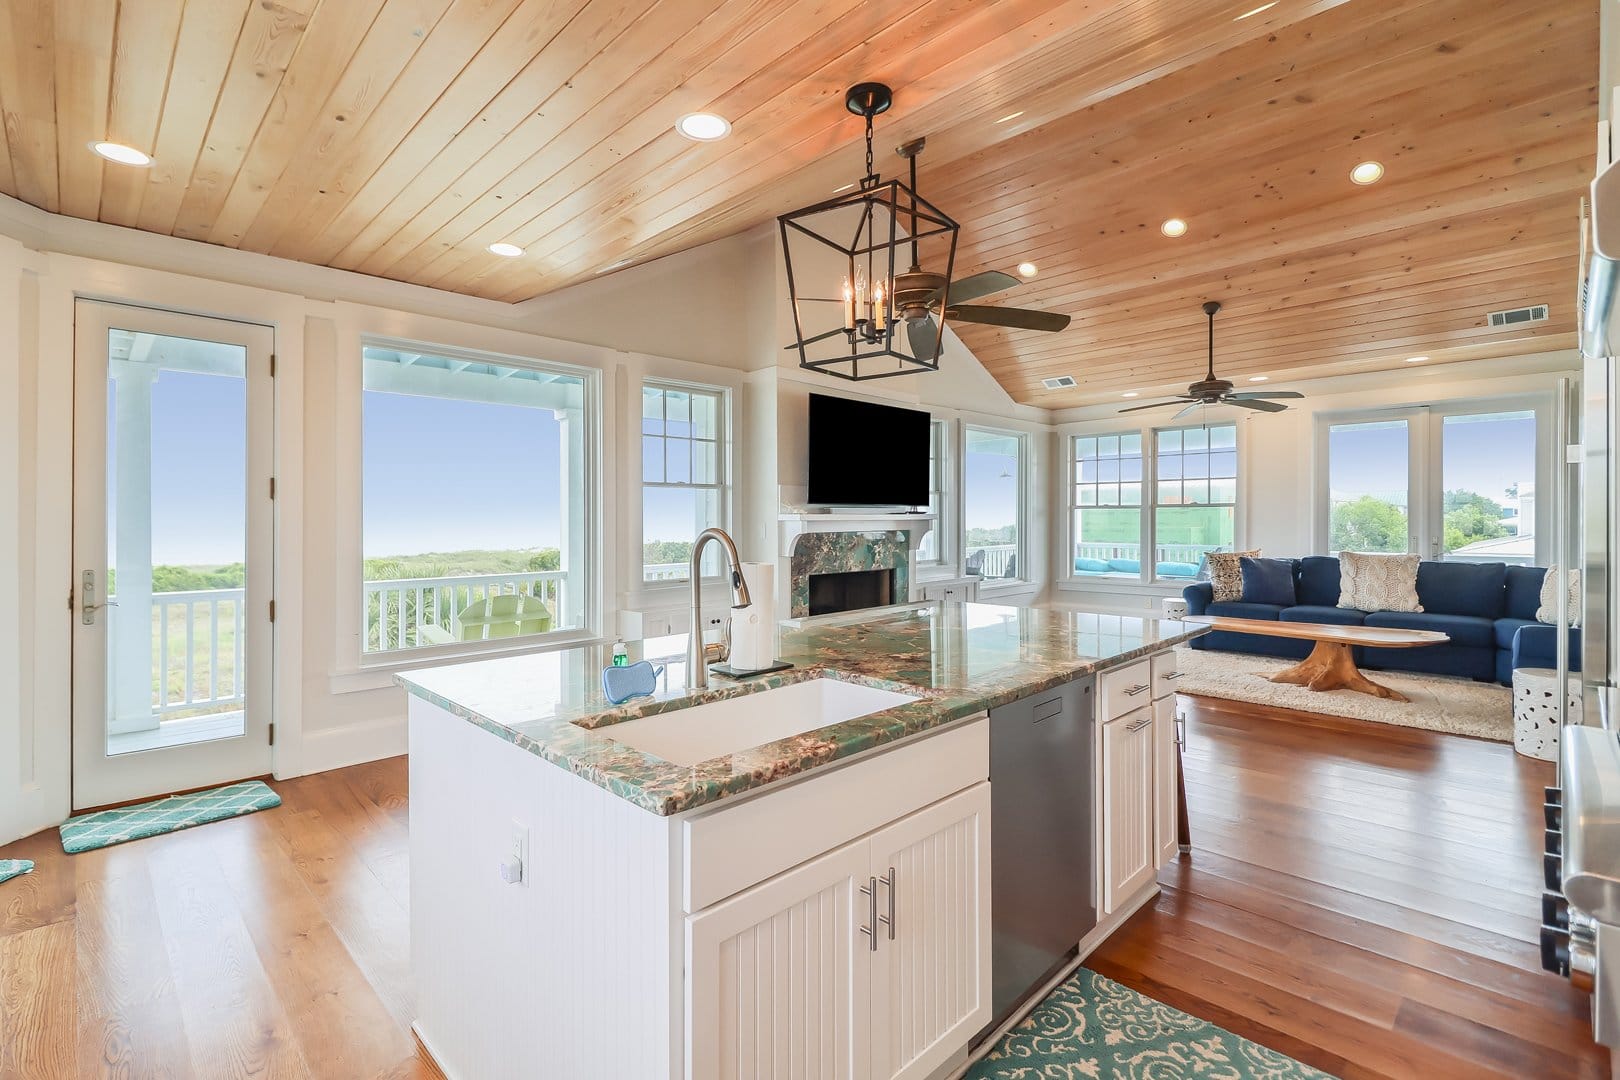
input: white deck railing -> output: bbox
[363,571,568,651]
[967,543,1018,579]
[149,588,246,716]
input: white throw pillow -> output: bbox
[1337,551,1422,613]
[1537,565,1582,625]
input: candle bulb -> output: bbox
[842,278,855,330]
[873,282,886,330]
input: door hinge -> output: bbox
[269,353,277,377]
[268,599,276,622]
[269,476,276,499]
[268,722,275,746]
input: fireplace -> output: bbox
[808,568,895,616]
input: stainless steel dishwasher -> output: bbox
[980,674,1097,1038]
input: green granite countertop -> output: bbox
[395,602,1207,816]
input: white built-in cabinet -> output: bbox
[918,577,980,604]
[687,783,991,1080]
[1097,651,1183,915]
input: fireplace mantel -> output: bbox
[776,510,935,559]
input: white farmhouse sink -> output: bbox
[597,677,918,767]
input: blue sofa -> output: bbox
[1183,556,1580,686]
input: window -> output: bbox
[361,343,589,653]
[963,426,1025,582]
[916,419,948,567]
[1319,403,1542,564]
[642,382,727,583]
[1326,418,1410,554]
[1071,433,1144,577]
[1152,423,1237,580]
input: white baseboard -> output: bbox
[297,714,407,777]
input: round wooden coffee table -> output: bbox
[1183,615,1449,702]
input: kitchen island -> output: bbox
[398,602,1205,1080]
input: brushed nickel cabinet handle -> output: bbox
[879,867,896,940]
[1126,716,1152,733]
[1162,671,1185,681]
[859,876,878,951]
[1123,683,1151,697]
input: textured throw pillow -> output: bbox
[1239,557,1296,606]
[1536,565,1582,625]
[1337,551,1422,612]
[1205,550,1260,602]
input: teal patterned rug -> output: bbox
[0,859,32,885]
[59,781,281,854]
[968,967,1335,1079]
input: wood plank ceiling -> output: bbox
[0,0,1597,407]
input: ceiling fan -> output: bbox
[1119,301,1302,418]
[890,140,1072,362]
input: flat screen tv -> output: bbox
[806,393,930,507]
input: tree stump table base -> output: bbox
[1266,640,1408,701]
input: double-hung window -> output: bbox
[963,426,1026,583]
[1072,434,1144,577]
[641,382,728,582]
[1152,423,1237,579]
[361,342,590,653]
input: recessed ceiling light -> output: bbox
[1404,354,1431,363]
[1160,218,1188,237]
[1016,261,1038,278]
[90,141,151,166]
[996,111,1025,124]
[1235,1,1277,19]
[676,112,731,141]
[1350,160,1385,185]
[1122,391,1140,398]
[487,242,524,257]
[1248,375,1269,382]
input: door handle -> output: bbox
[79,570,118,626]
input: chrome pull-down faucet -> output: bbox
[688,528,753,690]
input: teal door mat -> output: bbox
[968,967,1335,1079]
[60,780,282,854]
[0,859,32,885]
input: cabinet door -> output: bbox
[868,783,992,1080]
[687,839,872,1080]
[1153,695,1180,867]
[1101,709,1156,914]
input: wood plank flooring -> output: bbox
[1090,695,1608,1080]
[0,698,1607,1078]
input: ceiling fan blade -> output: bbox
[1172,402,1204,420]
[1118,398,1196,414]
[1226,397,1289,412]
[1225,390,1304,400]
[783,327,847,350]
[907,316,941,363]
[948,304,1070,332]
[938,271,1020,305]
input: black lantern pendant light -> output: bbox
[778,83,961,380]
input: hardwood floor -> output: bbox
[1091,695,1608,1080]
[0,699,1605,1078]
[0,759,439,1080]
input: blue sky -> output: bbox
[964,444,1019,532]
[145,371,247,566]
[1330,413,1535,504]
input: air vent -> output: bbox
[1487,304,1549,328]
[1041,375,1078,390]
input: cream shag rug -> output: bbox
[1172,645,1512,742]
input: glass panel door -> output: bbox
[72,303,274,809]
[1438,410,1538,564]
[1325,418,1412,554]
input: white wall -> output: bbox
[1050,351,1580,615]
[0,195,1053,846]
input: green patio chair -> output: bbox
[453,593,553,641]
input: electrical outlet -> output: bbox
[507,820,529,887]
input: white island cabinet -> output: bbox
[409,698,991,1080]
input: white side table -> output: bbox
[1160,595,1190,620]
[1511,667,1581,761]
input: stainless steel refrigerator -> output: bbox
[1580,162,1620,731]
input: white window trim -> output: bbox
[349,333,603,670]
[1311,393,1553,563]
[1148,420,1239,584]
[963,424,1030,590]
[638,378,732,590]
[1062,419,1245,592]
[915,417,953,575]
